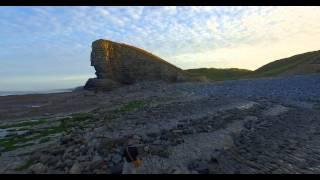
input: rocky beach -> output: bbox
[1,73,320,174]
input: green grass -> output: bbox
[249,51,320,78]
[185,68,252,81]
[185,50,320,81]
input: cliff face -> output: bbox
[84,39,192,91]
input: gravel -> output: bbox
[171,74,320,103]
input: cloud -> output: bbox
[166,6,320,70]
[1,6,320,90]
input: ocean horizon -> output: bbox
[0,88,74,96]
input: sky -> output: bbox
[1,6,320,91]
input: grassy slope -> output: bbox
[185,50,320,81]
[185,68,252,81]
[249,50,320,77]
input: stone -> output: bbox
[61,134,72,144]
[47,155,59,166]
[29,153,40,162]
[208,159,222,174]
[183,129,194,135]
[150,146,170,158]
[84,39,198,91]
[111,163,123,174]
[65,159,73,167]
[49,146,65,155]
[69,163,81,174]
[30,163,47,174]
[188,160,208,174]
[90,154,104,169]
[84,78,121,91]
[111,154,122,164]
[146,132,158,138]
[143,146,150,152]
[172,129,183,135]
[39,154,50,164]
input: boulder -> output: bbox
[69,163,82,174]
[84,39,195,91]
[30,163,47,174]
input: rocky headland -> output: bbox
[0,40,320,174]
[84,39,202,91]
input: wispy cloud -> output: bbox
[1,6,320,90]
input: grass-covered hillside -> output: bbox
[185,68,252,81]
[186,50,320,81]
[251,50,320,77]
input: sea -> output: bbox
[0,89,74,96]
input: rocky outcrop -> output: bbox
[84,39,195,91]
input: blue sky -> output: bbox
[1,6,320,91]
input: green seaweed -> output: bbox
[116,99,147,113]
[39,137,50,144]
[15,160,34,171]
[0,119,48,129]
[0,112,94,152]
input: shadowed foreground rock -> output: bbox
[84,39,200,91]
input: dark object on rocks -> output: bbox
[123,146,138,162]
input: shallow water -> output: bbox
[0,89,73,96]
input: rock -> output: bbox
[132,135,141,140]
[29,153,40,162]
[244,116,258,122]
[49,146,65,155]
[65,159,73,167]
[208,159,222,174]
[150,146,170,158]
[170,167,191,174]
[262,105,289,116]
[208,163,222,174]
[146,132,158,138]
[188,160,208,174]
[39,154,50,164]
[143,146,150,152]
[88,154,105,170]
[173,137,184,145]
[84,39,195,91]
[78,156,88,162]
[183,129,195,135]
[47,155,59,166]
[61,134,72,144]
[30,163,47,174]
[111,154,122,164]
[84,78,121,91]
[153,140,161,145]
[55,161,64,169]
[172,129,183,135]
[69,163,81,174]
[111,163,123,174]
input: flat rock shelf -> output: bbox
[0,74,320,174]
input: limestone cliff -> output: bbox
[84,39,194,91]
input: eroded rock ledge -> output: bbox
[84,39,196,91]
